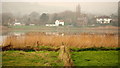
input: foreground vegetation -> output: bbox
[2,46,120,66]
[2,51,63,66]
[2,32,119,66]
[71,51,118,66]
[3,32,119,50]
[2,50,119,66]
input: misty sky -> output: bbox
[1,0,120,2]
[1,2,118,16]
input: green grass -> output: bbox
[2,51,63,66]
[8,25,102,29]
[9,25,57,29]
[2,46,119,66]
[71,51,119,66]
[9,25,41,28]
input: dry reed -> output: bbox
[2,32,119,49]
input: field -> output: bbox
[2,32,119,66]
[2,51,63,66]
[71,51,118,66]
[2,49,119,66]
[8,25,119,29]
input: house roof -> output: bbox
[55,20,64,22]
[96,16,110,18]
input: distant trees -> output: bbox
[87,13,96,25]
[50,13,61,23]
[58,11,76,25]
[2,10,118,27]
[40,13,49,25]
[110,14,118,26]
[0,11,102,27]
[2,13,14,26]
[21,15,30,25]
[118,1,120,27]
[50,11,76,25]
[19,12,50,25]
[29,12,40,25]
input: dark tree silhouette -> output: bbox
[2,13,14,26]
[40,13,49,25]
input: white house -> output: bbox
[45,24,56,26]
[96,16,112,24]
[13,22,25,26]
[14,22,22,26]
[45,20,64,27]
[55,20,64,26]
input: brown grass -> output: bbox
[2,32,119,49]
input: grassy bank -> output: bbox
[2,46,120,66]
[2,50,119,66]
[71,51,118,66]
[2,51,63,66]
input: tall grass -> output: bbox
[2,32,119,49]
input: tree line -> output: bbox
[1,10,118,27]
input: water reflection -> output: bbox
[45,32,64,36]
[9,32,25,36]
[1,29,119,36]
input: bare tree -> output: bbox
[40,13,49,25]
[2,13,14,26]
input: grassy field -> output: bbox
[2,51,63,66]
[2,50,119,66]
[2,45,120,66]
[8,25,58,30]
[8,25,119,29]
[71,51,118,66]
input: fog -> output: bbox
[2,2,118,15]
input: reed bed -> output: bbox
[2,32,119,49]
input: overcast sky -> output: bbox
[1,0,120,2]
[1,1,119,16]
